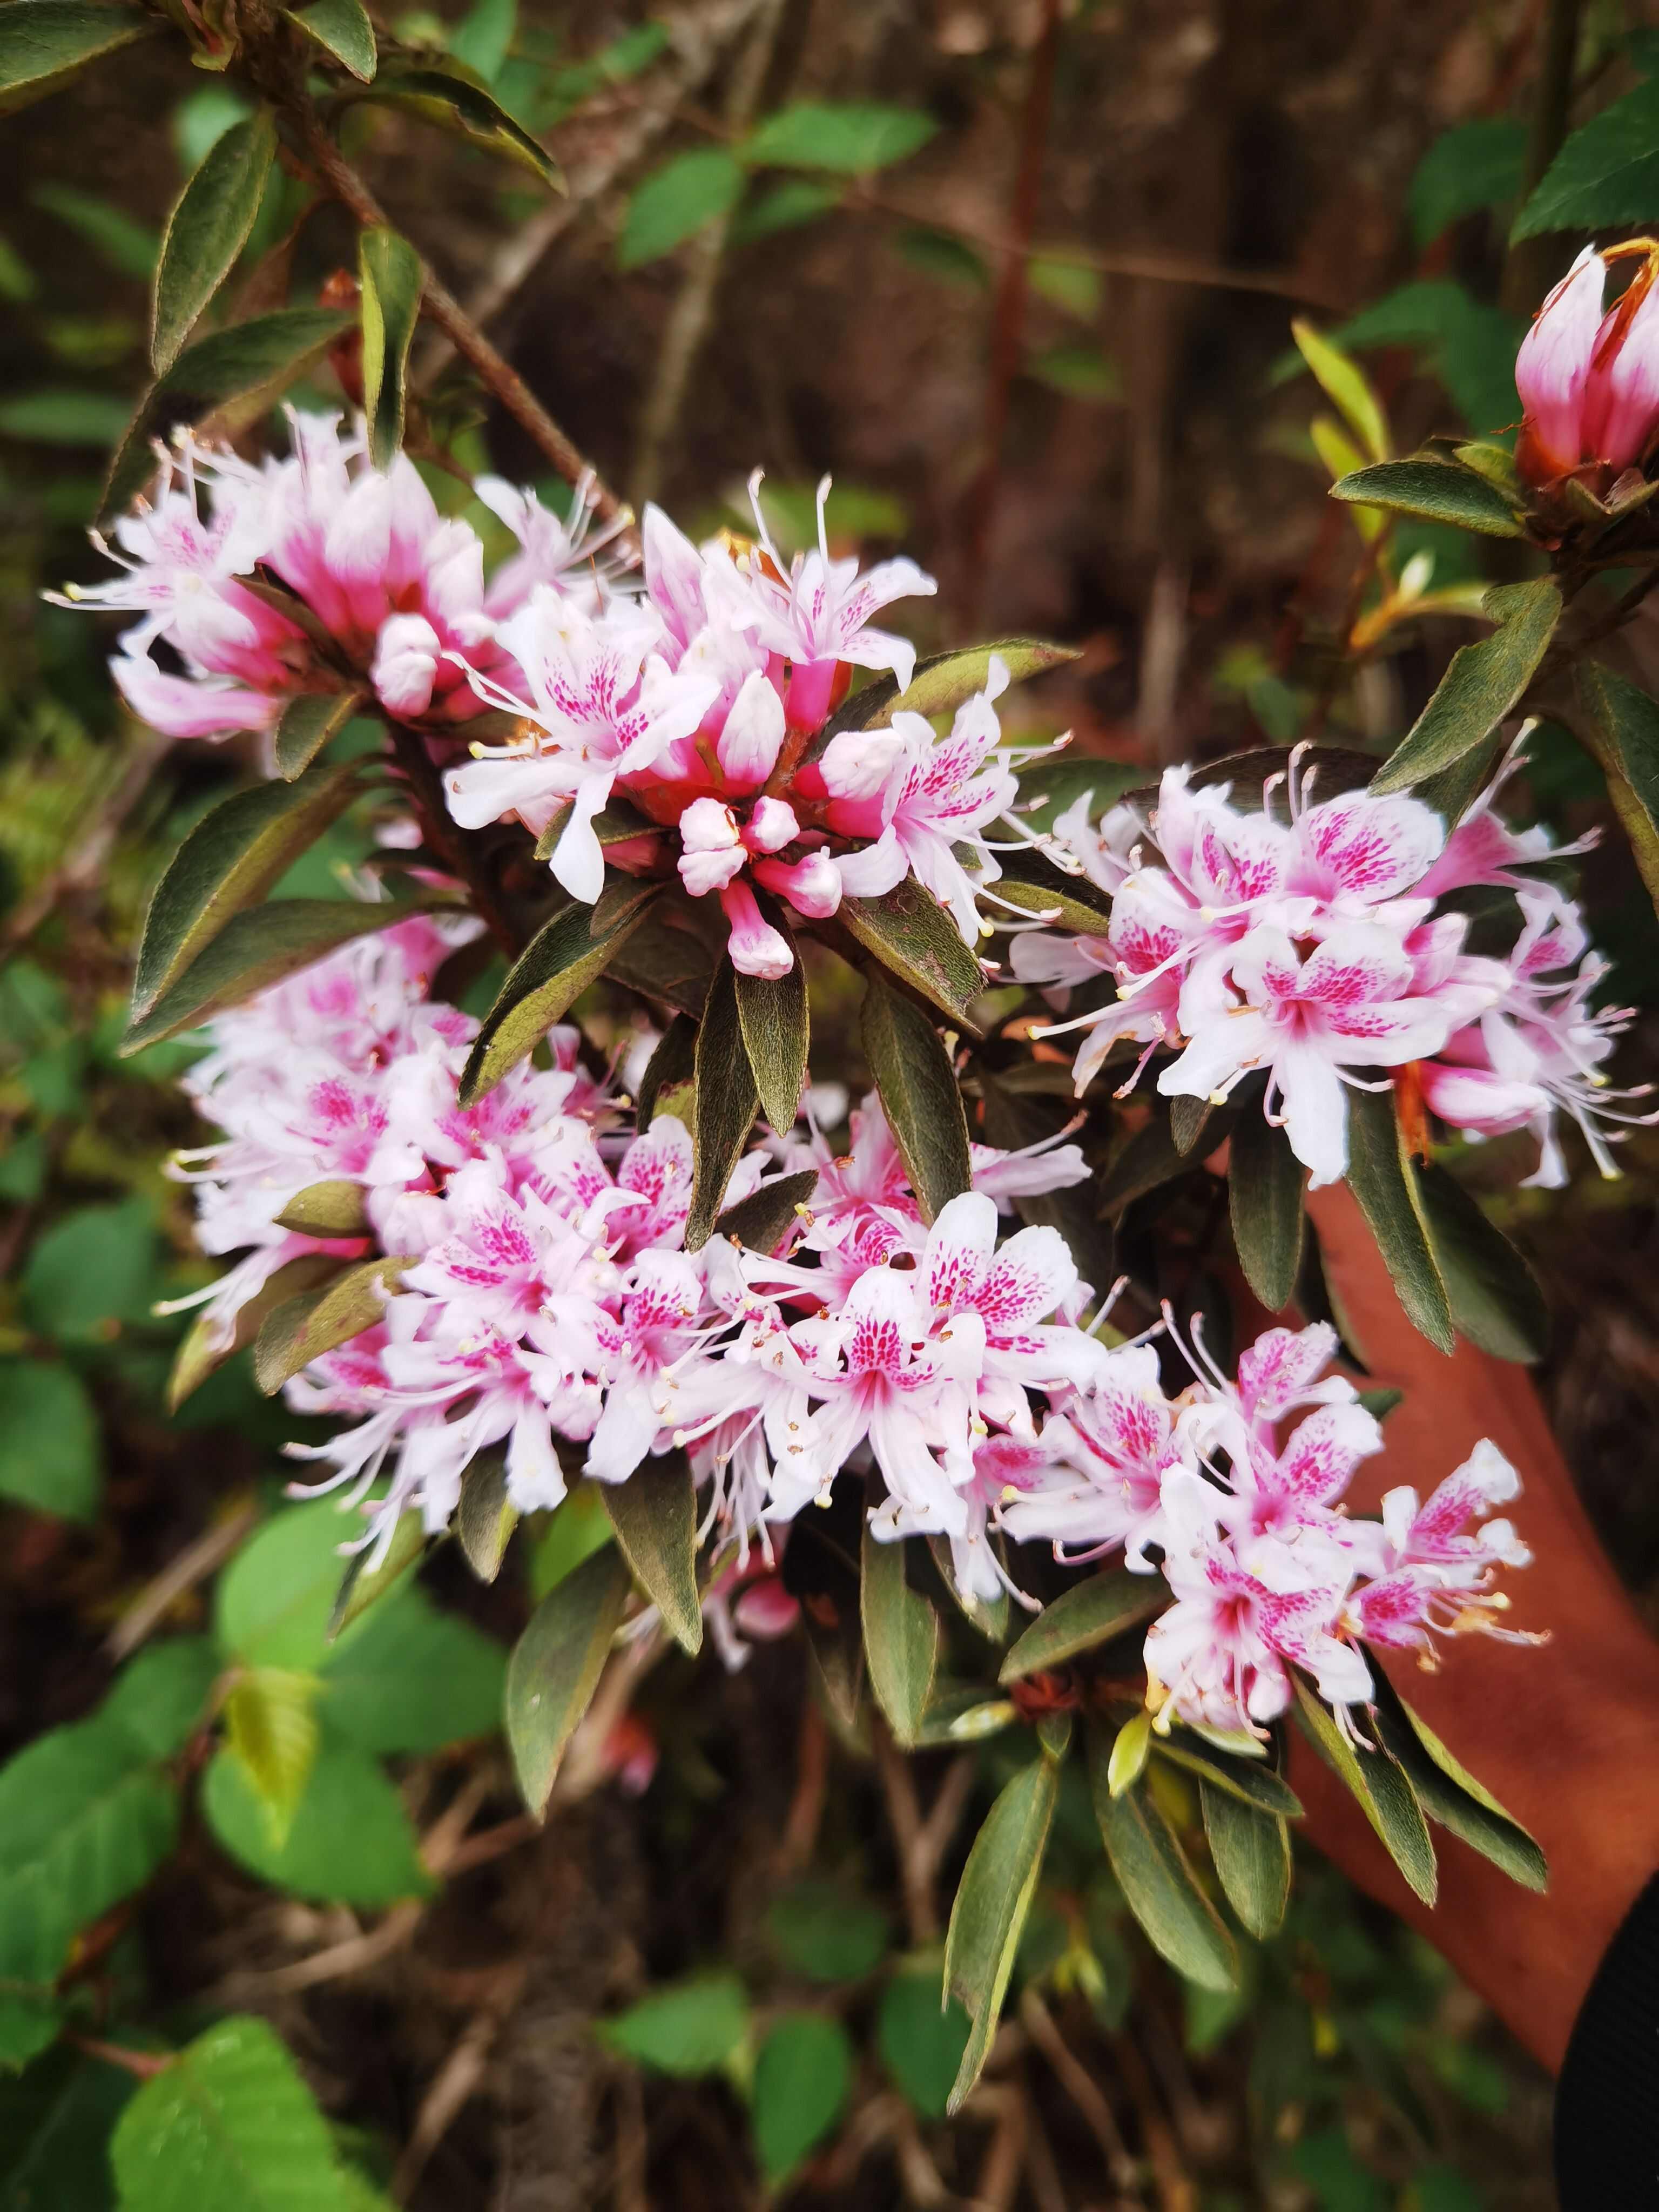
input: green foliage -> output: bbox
[876,1972,971,2117]
[357,228,423,469]
[1316,282,1526,443]
[751,2013,852,2185]
[733,940,808,1137]
[22,1198,157,1344]
[767,1881,889,1983]
[743,102,937,174]
[349,66,561,187]
[602,1457,703,1657]
[201,1739,429,1906]
[1408,119,1527,246]
[859,971,971,1224]
[999,1572,1164,1681]
[1330,457,1522,538]
[619,149,745,269]
[599,1973,751,2075]
[151,111,277,374]
[0,1357,102,1517]
[505,1542,631,1813]
[1090,1745,1238,1992]
[1228,1109,1306,1312]
[1513,75,1659,241]
[286,0,376,80]
[460,888,658,1104]
[686,957,760,1250]
[860,1519,941,1745]
[943,1754,1058,2109]
[0,2,157,118]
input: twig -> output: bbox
[70,2035,174,2080]
[281,95,633,542]
[968,2080,1028,2212]
[392,1958,530,2202]
[552,1624,667,1805]
[384,717,521,958]
[959,0,1062,625]
[1019,1989,1139,2193]
[775,1689,828,1877]
[611,2064,650,2212]
[1108,2031,1196,2212]
[1019,2080,1070,2212]
[105,1499,259,1661]
[914,1752,977,1894]
[2,723,171,954]
[629,0,786,508]
[873,1718,938,1944]
[213,1898,424,2000]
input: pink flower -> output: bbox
[998,1343,1182,1568]
[1516,247,1659,488]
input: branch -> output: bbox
[385,718,521,960]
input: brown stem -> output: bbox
[282,96,635,550]
[70,2035,175,2080]
[385,720,521,958]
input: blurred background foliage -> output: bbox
[6,0,1659,2204]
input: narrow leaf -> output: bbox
[455,1448,517,1583]
[273,685,366,780]
[151,109,278,373]
[131,761,363,1019]
[1369,1675,1547,1892]
[1170,1093,1215,1157]
[505,1543,631,1814]
[926,1534,1009,1645]
[0,0,155,116]
[943,1758,1057,2112]
[637,1011,697,1126]
[1567,660,1659,916]
[460,888,657,1104]
[273,1178,371,1237]
[603,1457,703,1656]
[1329,458,1521,537]
[167,1252,343,1411]
[1292,319,1388,465]
[1343,1085,1454,1353]
[285,0,375,78]
[1371,579,1560,794]
[252,1256,410,1394]
[734,939,809,1134]
[1090,1749,1237,1991]
[817,636,1077,751]
[1152,1732,1302,1817]
[1418,1162,1548,1363]
[353,64,562,186]
[860,971,971,1223]
[327,1508,426,1636]
[1229,1108,1306,1311]
[712,1166,819,1254]
[999,1570,1164,1682]
[358,225,423,469]
[1100,1108,1199,1216]
[839,879,985,1028]
[861,1520,940,1746]
[1201,1783,1291,1939]
[686,959,758,1251]
[1292,1675,1438,1904]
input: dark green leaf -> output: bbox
[358,226,422,469]
[943,1757,1057,2112]
[603,1457,702,1656]
[460,888,656,1104]
[505,1543,631,1814]
[252,1256,409,1395]
[734,939,808,1134]
[131,762,364,1019]
[751,2014,852,2186]
[168,1252,343,1411]
[1417,1162,1548,1363]
[1089,1749,1237,1991]
[766,1880,888,1983]
[455,1448,516,1582]
[0,1358,101,1520]
[637,1011,697,1128]
[1512,76,1659,241]
[1368,1675,1547,1892]
[1170,1094,1214,1157]
[686,958,758,1251]
[860,1520,940,1746]
[1100,1108,1196,1215]
[1343,1086,1454,1354]
[1152,1732,1301,1816]
[103,308,354,518]
[860,972,970,1224]
[1567,660,1659,914]
[1409,118,1527,246]
[273,1178,371,1237]
[712,1167,818,1253]
[151,110,278,374]
[599,1973,749,2076]
[0,0,155,116]
[999,1571,1164,1683]
[1229,1109,1306,1312]
[1371,581,1561,794]
[840,879,985,1029]
[877,1973,970,2120]
[325,1507,426,1638]
[743,100,936,174]
[993,850,1115,935]
[1292,1676,1437,1904]
[352,65,561,186]
[285,0,376,79]
[926,1534,1009,1645]
[618,147,744,268]
[0,2044,136,2206]
[1329,458,1521,538]
[1201,1783,1290,1939]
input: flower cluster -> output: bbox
[1515,240,1659,494]
[1019,747,1647,1188]
[175,914,1529,1732]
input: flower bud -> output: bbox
[1516,243,1659,489]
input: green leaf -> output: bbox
[686,958,759,1252]
[860,973,970,1225]
[839,880,984,1029]
[1105,1707,1152,1796]
[925,1534,1009,1645]
[1291,319,1388,466]
[130,763,364,1020]
[0,387,131,444]
[0,2044,136,2206]
[1328,458,1522,538]
[1026,342,1122,401]
[731,177,840,241]
[285,0,376,79]
[101,1638,220,1761]
[1371,580,1561,794]
[1512,76,1659,241]
[819,637,1077,748]
[221,1668,321,1846]
[744,100,937,174]
[505,1543,631,1814]
[998,1570,1164,1683]
[1291,1676,1438,1905]
[602,1458,702,1657]
[123,900,441,1054]
[455,1448,516,1583]
[252,1256,408,1395]
[325,1508,426,1638]
[112,2016,366,2212]
[877,1972,970,2120]
[1200,1784,1290,1939]
[273,1179,371,1237]
[767,1881,888,1984]
[1417,1162,1548,1363]
[618,147,744,268]
[1367,1677,1547,1892]
[1151,1732,1301,1818]
[637,1012,697,1127]
[352,65,561,186]
[525,1483,614,1601]
[358,226,422,470]
[751,2013,852,2186]
[151,110,277,374]
[168,1252,344,1412]
[1566,660,1659,915]
[1317,279,1525,444]
[943,1756,1057,2112]
[860,1520,940,1746]
[1099,1108,1196,1216]
[459,889,657,1104]
[1342,1086,1454,1354]
[1409,118,1527,246]
[912,1685,1017,1745]
[22,1198,157,1345]
[448,0,512,78]
[599,1973,750,2076]
[215,1501,382,1671]
[1088,1751,1237,1992]
[32,180,156,276]
[1229,1108,1306,1312]
[0,1358,101,1520]
[987,850,1114,935]
[321,1587,504,1752]
[202,1737,429,1907]
[103,307,354,517]
[0,1,155,116]
[712,1166,819,1254]
[734,942,808,1136]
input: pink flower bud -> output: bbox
[372,613,442,716]
[716,667,785,788]
[1516,246,1659,487]
[676,797,746,897]
[753,849,842,919]
[719,880,795,979]
[743,795,800,854]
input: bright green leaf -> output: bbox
[21,1199,157,1345]
[744,101,937,174]
[320,1588,504,1754]
[222,1668,321,1846]
[202,1739,430,1907]
[358,226,423,469]
[751,2013,852,2185]
[599,1972,750,2076]
[1512,76,1659,241]
[618,148,744,268]
[101,1638,220,1762]
[1291,319,1388,466]
[0,1359,101,1520]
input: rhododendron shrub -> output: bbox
[49,188,1659,2107]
